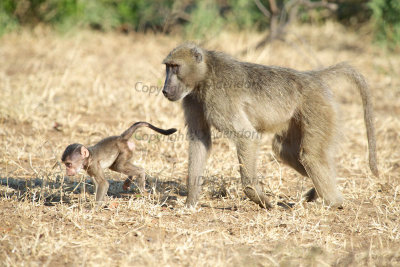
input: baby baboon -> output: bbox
[162,43,378,209]
[61,122,177,204]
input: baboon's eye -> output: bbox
[166,64,179,75]
[171,64,179,74]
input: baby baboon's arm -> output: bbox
[88,166,109,203]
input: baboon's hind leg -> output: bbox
[110,148,146,193]
[299,104,343,207]
[272,118,318,202]
[112,162,145,192]
[237,138,272,209]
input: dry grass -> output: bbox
[0,22,399,266]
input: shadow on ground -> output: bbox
[0,175,295,209]
[0,175,187,206]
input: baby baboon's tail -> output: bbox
[121,122,177,140]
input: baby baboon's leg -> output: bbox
[122,176,133,191]
[88,168,109,203]
[96,180,110,202]
[113,163,145,192]
[236,138,272,209]
[299,105,343,207]
[110,148,146,192]
[272,118,318,202]
[122,164,145,192]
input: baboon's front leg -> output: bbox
[89,168,109,204]
[186,131,211,207]
[183,95,212,207]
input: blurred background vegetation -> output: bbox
[0,0,399,49]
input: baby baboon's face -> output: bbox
[61,144,89,176]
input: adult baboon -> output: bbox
[162,43,378,209]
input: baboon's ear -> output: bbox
[191,47,203,63]
[81,146,90,158]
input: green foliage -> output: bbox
[226,0,268,30]
[0,0,83,32]
[0,0,174,33]
[0,0,17,35]
[0,5,17,35]
[116,0,174,31]
[369,0,400,49]
[0,0,343,36]
[0,0,399,51]
[77,1,119,31]
[184,1,224,40]
[336,0,371,25]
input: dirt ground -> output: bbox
[0,23,399,266]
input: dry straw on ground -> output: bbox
[0,22,399,266]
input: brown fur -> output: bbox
[162,43,378,209]
[61,122,177,205]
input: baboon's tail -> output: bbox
[121,122,177,140]
[316,63,379,177]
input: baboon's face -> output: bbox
[62,153,84,176]
[61,145,89,176]
[162,63,190,101]
[162,45,206,101]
